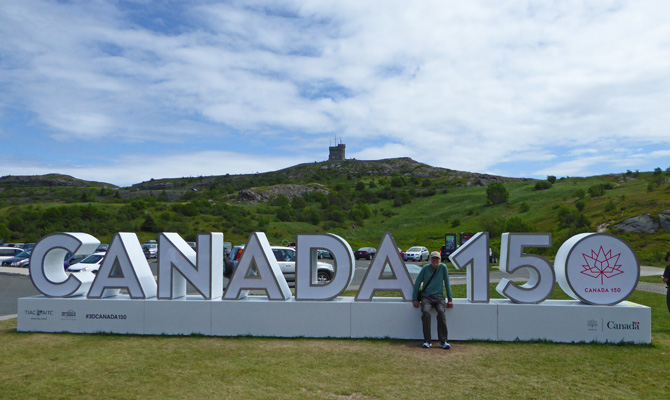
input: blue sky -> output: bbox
[1,0,669,187]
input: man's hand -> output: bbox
[413,301,420,308]
[446,301,454,308]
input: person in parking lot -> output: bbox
[413,251,453,349]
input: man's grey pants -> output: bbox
[420,295,448,343]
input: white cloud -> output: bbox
[1,0,669,182]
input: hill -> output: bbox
[0,174,116,188]
[0,160,668,266]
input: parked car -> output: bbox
[96,244,109,252]
[317,249,333,259]
[404,246,429,262]
[225,245,334,283]
[225,245,246,277]
[397,248,405,259]
[64,252,89,269]
[142,243,158,258]
[354,247,376,260]
[1,249,32,267]
[67,252,105,273]
[0,247,24,262]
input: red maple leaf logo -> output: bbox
[580,246,624,285]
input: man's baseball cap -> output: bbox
[430,251,440,259]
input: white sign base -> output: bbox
[17,296,651,344]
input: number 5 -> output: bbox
[496,233,554,304]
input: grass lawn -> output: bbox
[1,287,669,399]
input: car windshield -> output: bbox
[17,250,32,257]
[272,249,296,262]
[408,247,422,252]
[81,254,104,264]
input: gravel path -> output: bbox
[636,282,668,294]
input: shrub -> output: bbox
[534,181,552,191]
[486,182,509,205]
[504,216,534,232]
[393,190,412,207]
[276,207,293,222]
[519,202,530,213]
[480,216,506,237]
[141,215,159,233]
[326,208,346,223]
[575,200,585,212]
[172,202,198,217]
[547,175,557,184]
[271,194,290,207]
[291,196,306,209]
[557,206,591,230]
[588,184,605,197]
[390,176,405,188]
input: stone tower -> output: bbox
[328,138,345,161]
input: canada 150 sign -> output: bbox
[29,231,639,306]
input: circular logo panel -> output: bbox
[559,233,639,305]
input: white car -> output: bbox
[67,252,105,273]
[142,243,158,258]
[404,246,429,262]
[0,247,24,262]
[230,246,334,283]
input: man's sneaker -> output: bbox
[440,342,451,350]
[422,342,432,348]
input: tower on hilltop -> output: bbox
[328,136,346,161]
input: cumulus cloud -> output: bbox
[1,0,669,185]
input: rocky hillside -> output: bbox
[130,157,514,192]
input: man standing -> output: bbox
[663,252,670,315]
[413,251,453,349]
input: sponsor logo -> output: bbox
[85,313,127,320]
[606,321,640,330]
[587,319,599,331]
[61,310,76,320]
[581,246,624,285]
[24,309,54,320]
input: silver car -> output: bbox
[228,245,334,283]
[404,246,429,262]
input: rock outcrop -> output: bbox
[614,213,670,234]
[236,184,328,203]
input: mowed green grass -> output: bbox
[1,286,669,400]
